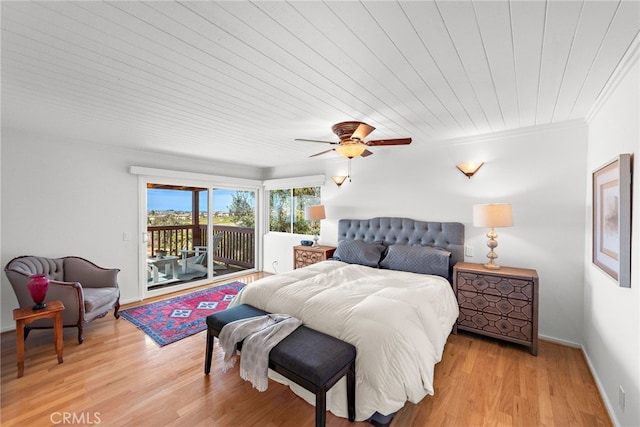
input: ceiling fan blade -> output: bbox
[295,138,338,145]
[309,148,336,158]
[365,137,412,146]
[360,149,374,157]
[351,123,375,141]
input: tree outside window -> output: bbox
[228,190,255,228]
[269,187,321,233]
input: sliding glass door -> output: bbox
[145,183,256,292]
[209,188,256,278]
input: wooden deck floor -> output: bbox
[1,272,611,426]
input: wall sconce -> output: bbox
[332,158,355,187]
[332,176,347,187]
[456,162,484,179]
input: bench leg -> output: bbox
[204,329,214,375]
[347,361,356,422]
[315,390,326,427]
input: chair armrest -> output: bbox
[6,269,82,314]
[47,280,83,298]
[63,257,119,289]
[46,280,85,323]
[181,246,206,257]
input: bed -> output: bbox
[230,217,464,424]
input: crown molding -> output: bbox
[439,119,587,147]
[586,31,640,124]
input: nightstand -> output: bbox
[293,245,336,269]
[453,262,539,355]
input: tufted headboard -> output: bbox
[337,217,465,276]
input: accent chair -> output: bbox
[5,255,120,344]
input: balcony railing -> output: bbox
[147,224,255,269]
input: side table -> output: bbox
[13,300,65,378]
[147,255,180,282]
[453,262,539,355]
[293,245,336,269]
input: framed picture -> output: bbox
[592,153,632,288]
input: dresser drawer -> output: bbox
[456,271,534,302]
[295,250,325,267]
[458,307,533,341]
[457,290,533,321]
[293,245,336,269]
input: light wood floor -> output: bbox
[1,272,611,426]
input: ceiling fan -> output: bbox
[296,121,412,159]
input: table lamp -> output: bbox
[304,205,326,247]
[473,203,513,269]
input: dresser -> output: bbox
[293,245,336,269]
[453,262,539,355]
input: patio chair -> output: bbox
[5,255,120,344]
[180,232,225,275]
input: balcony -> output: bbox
[146,224,254,286]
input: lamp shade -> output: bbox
[473,203,513,228]
[305,205,326,221]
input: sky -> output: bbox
[147,188,249,212]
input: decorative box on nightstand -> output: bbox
[293,245,336,269]
[453,262,539,355]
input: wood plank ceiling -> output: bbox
[2,1,639,168]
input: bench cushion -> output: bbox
[207,304,356,388]
[270,326,356,389]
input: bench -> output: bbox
[204,304,356,427]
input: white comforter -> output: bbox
[230,260,459,421]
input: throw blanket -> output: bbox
[219,314,302,392]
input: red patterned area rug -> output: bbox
[120,281,246,346]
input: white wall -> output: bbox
[265,120,588,345]
[0,128,262,331]
[584,51,639,426]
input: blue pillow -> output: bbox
[334,240,386,268]
[379,244,451,277]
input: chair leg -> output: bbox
[77,325,84,344]
[315,390,326,427]
[113,298,121,319]
[347,361,356,422]
[23,327,31,341]
[204,329,214,375]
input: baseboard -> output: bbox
[580,346,620,427]
[1,325,15,334]
[539,334,618,425]
[538,333,581,348]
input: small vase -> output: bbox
[27,274,49,310]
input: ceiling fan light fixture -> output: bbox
[336,143,367,158]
